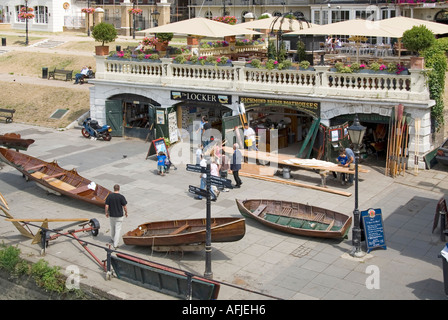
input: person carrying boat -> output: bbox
[105,184,128,249]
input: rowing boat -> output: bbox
[123,217,246,247]
[0,147,111,207]
[236,199,352,239]
[0,133,34,150]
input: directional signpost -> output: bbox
[186,161,213,279]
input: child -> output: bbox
[157,151,167,176]
[337,149,348,166]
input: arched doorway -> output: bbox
[435,10,448,25]
[106,93,160,140]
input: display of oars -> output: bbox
[385,104,409,178]
[414,118,421,174]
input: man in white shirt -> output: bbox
[243,123,257,151]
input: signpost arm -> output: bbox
[204,157,213,279]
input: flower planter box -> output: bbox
[95,45,109,56]
[187,36,199,46]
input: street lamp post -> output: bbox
[204,156,213,279]
[25,0,29,45]
[347,114,366,258]
[87,0,90,36]
[132,0,136,39]
[151,9,160,27]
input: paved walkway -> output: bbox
[0,122,447,301]
[0,31,447,302]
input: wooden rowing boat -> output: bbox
[0,133,35,150]
[0,147,111,207]
[123,217,246,247]
[235,199,352,239]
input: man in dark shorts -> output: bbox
[105,184,128,249]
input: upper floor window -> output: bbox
[34,6,48,24]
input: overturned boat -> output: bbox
[0,133,34,151]
[0,147,111,207]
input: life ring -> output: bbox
[63,2,70,10]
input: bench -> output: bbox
[0,108,15,123]
[48,68,73,81]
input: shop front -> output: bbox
[170,90,234,144]
[105,93,161,141]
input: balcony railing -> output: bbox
[95,56,429,103]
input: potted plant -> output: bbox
[299,60,310,70]
[92,22,118,56]
[155,33,173,52]
[402,25,435,69]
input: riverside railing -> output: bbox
[96,56,429,102]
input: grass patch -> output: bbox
[0,52,96,76]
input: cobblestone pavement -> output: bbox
[0,122,447,301]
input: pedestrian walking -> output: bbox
[230,143,243,188]
[157,151,167,176]
[105,184,128,249]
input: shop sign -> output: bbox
[360,208,387,253]
[171,91,232,105]
[239,96,320,118]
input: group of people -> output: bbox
[326,36,342,53]
[194,142,243,201]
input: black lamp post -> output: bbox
[25,0,29,45]
[347,114,366,258]
[87,0,90,36]
[132,0,136,39]
[151,9,160,27]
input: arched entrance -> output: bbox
[240,96,322,157]
[330,113,391,166]
[106,93,160,140]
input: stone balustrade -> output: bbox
[96,56,429,103]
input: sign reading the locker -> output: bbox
[171,91,231,105]
[239,96,320,118]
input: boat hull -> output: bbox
[0,133,34,151]
[123,217,246,246]
[0,147,110,207]
[236,199,351,239]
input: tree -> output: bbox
[91,22,118,47]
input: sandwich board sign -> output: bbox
[146,138,169,159]
[360,208,387,253]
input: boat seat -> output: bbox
[170,224,190,235]
[31,171,76,192]
[43,172,65,180]
[252,204,267,216]
[26,164,47,172]
[67,185,91,195]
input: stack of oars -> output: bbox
[385,104,410,178]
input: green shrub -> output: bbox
[250,58,261,68]
[402,25,435,56]
[91,22,118,46]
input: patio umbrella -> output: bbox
[288,19,398,62]
[375,17,448,62]
[139,17,261,38]
[287,19,397,38]
[377,16,448,36]
[239,17,317,32]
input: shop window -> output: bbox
[124,102,153,129]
